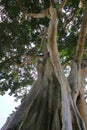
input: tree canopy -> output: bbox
[1,0,87,130]
[0,0,87,97]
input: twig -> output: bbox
[59,0,68,12]
[64,13,76,30]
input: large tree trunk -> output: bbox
[1,56,87,130]
[1,2,87,130]
[2,57,62,130]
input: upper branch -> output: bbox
[16,0,50,19]
[75,4,87,63]
[59,0,68,12]
[50,0,54,7]
[25,9,50,19]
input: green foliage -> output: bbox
[0,0,86,98]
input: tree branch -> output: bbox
[16,0,50,19]
[75,5,87,64]
[50,0,54,7]
[14,55,43,68]
[25,9,50,19]
[79,0,85,8]
[59,0,68,12]
[48,6,72,130]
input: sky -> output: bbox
[0,92,21,129]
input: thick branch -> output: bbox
[81,61,87,85]
[25,9,50,19]
[40,29,48,59]
[79,0,85,8]
[48,7,72,130]
[16,0,50,19]
[50,0,54,7]
[75,5,87,63]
